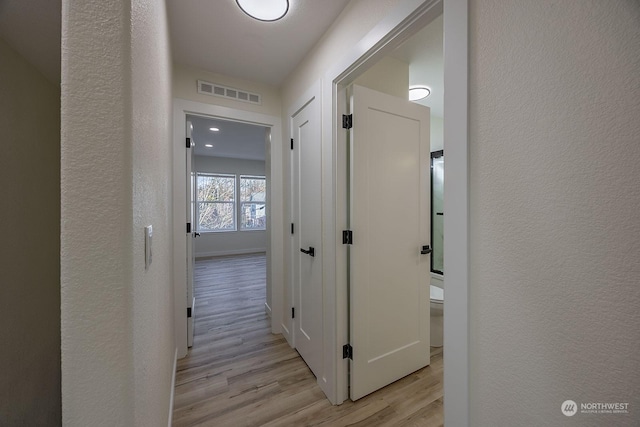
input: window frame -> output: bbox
[239,174,267,231]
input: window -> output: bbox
[240,175,266,230]
[195,173,267,232]
[196,173,236,231]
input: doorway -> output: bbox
[185,114,269,350]
[318,1,468,421]
[173,100,285,359]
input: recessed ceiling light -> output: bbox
[205,144,213,148]
[236,0,289,22]
[409,85,431,101]
[209,127,219,132]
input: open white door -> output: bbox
[186,120,196,348]
[291,94,323,378]
[349,84,431,400]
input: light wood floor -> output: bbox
[173,253,443,427]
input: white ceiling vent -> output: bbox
[197,80,262,105]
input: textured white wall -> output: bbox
[469,1,640,425]
[194,156,267,257]
[173,63,281,117]
[0,37,60,426]
[61,0,174,425]
[131,1,175,426]
[61,1,134,424]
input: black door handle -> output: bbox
[194,232,201,238]
[421,245,432,255]
[300,247,315,257]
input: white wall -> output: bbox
[61,1,175,425]
[0,37,60,426]
[430,115,443,152]
[131,1,175,426]
[469,1,640,425]
[194,156,267,257]
[282,0,402,107]
[353,56,409,98]
[173,63,281,117]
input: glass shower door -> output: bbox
[431,151,444,275]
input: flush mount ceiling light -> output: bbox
[236,0,289,22]
[209,127,219,132]
[205,144,214,148]
[409,85,431,101]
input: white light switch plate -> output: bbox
[144,225,153,269]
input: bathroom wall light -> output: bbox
[236,0,289,22]
[409,85,431,101]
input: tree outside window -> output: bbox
[240,176,266,230]
[197,173,236,231]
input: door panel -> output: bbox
[349,85,431,400]
[292,95,323,378]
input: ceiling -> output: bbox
[1,0,350,87]
[2,1,443,159]
[188,115,267,161]
[166,0,351,86]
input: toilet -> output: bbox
[430,285,444,347]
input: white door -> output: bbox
[186,121,196,348]
[349,85,431,400]
[291,95,323,378]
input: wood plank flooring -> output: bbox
[173,253,443,427]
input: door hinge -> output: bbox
[342,114,353,129]
[342,230,353,245]
[187,307,192,318]
[291,307,295,319]
[186,137,191,148]
[343,344,353,360]
[291,138,294,150]
[291,223,294,234]
[186,222,191,233]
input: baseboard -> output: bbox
[195,248,266,258]
[168,347,177,427]
[264,301,272,317]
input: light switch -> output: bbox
[145,225,153,269]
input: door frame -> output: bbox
[172,98,284,359]
[323,0,469,424]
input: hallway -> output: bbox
[172,253,443,426]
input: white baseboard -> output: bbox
[168,347,177,427]
[195,248,266,258]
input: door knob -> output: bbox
[300,247,315,257]
[420,245,432,255]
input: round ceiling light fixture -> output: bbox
[209,127,219,132]
[205,144,214,148]
[236,0,289,22]
[409,85,431,101]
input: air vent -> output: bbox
[197,80,262,105]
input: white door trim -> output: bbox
[321,0,469,424]
[172,98,284,358]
